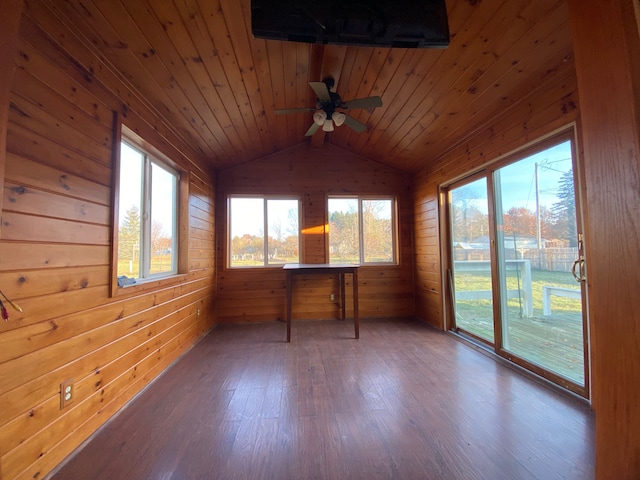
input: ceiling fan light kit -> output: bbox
[313,110,327,126]
[275,77,383,137]
[323,119,335,132]
[332,111,346,126]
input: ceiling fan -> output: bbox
[275,78,382,136]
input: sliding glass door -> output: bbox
[449,176,495,344]
[446,133,589,395]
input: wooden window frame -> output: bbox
[110,120,189,297]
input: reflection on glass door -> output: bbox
[449,177,494,344]
[446,133,589,395]
[494,140,586,386]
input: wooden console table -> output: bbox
[283,263,360,342]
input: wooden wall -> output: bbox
[567,0,640,477]
[0,0,24,224]
[216,143,414,324]
[7,0,638,478]
[0,5,216,480]
[412,52,580,329]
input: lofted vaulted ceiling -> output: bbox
[35,0,574,172]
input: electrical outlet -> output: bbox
[330,292,335,302]
[197,308,201,317]
[60,379,74,409]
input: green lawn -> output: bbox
[117,254,174,278]
[454,269,582,318]
[229,256,299,267]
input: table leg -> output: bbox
[340,272,346,320]
[286,271,292,342]
[353,270,359,339]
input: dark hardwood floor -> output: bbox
[50,318,595,480]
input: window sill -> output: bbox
[226,264,299,270]
[225,262,400,271]
[111,273,188,298]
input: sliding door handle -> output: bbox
[571,258,585,282]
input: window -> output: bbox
[228,196,300,267]
[115,127,179,285]
[328,196,397,264]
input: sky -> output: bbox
[229,197,298,238]
[119,142,176,238]
[456,140,574,214]
[230,197,394,239]
[497,140,573,211]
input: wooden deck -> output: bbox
[504,311,585,384]
[50,318,594,480]
[457,307,585,385]
[453,269,586,385]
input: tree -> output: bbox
[539,205,555,240]
[551,169,577,246]
[363,200,392,261]
[283,208,299,261]
[329,209,359,260]
[232,234,264,260]
[286,208,299,238]
[451,203,488,242]
[269,218,283,260]
[503,207,537,236]
[284,235,299,260]
[450,185,490,242]
[151,220,167,254]
[270,218,283,243]
[119,205,141,261]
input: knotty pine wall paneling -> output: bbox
[567,0,640,476]
[0,5,216,480]
[412,64,580,330]
[216,143,414,324]
[0,0,24,232]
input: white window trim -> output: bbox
[129,142,179,280]
[111,123,186,295]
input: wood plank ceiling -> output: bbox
[33,0,574,172]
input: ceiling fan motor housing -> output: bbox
[318,92,344,116]
[275,78,381,135]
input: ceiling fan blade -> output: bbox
[309,81,331,102]
[343,96,383,110]
[275,107,316,115]
[304,123,320,136]
[343,115,368,133]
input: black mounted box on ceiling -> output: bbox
[250,0,450,49]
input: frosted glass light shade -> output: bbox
[322,119,335,132]
[332,112,346,126]
[313,110,327,126]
